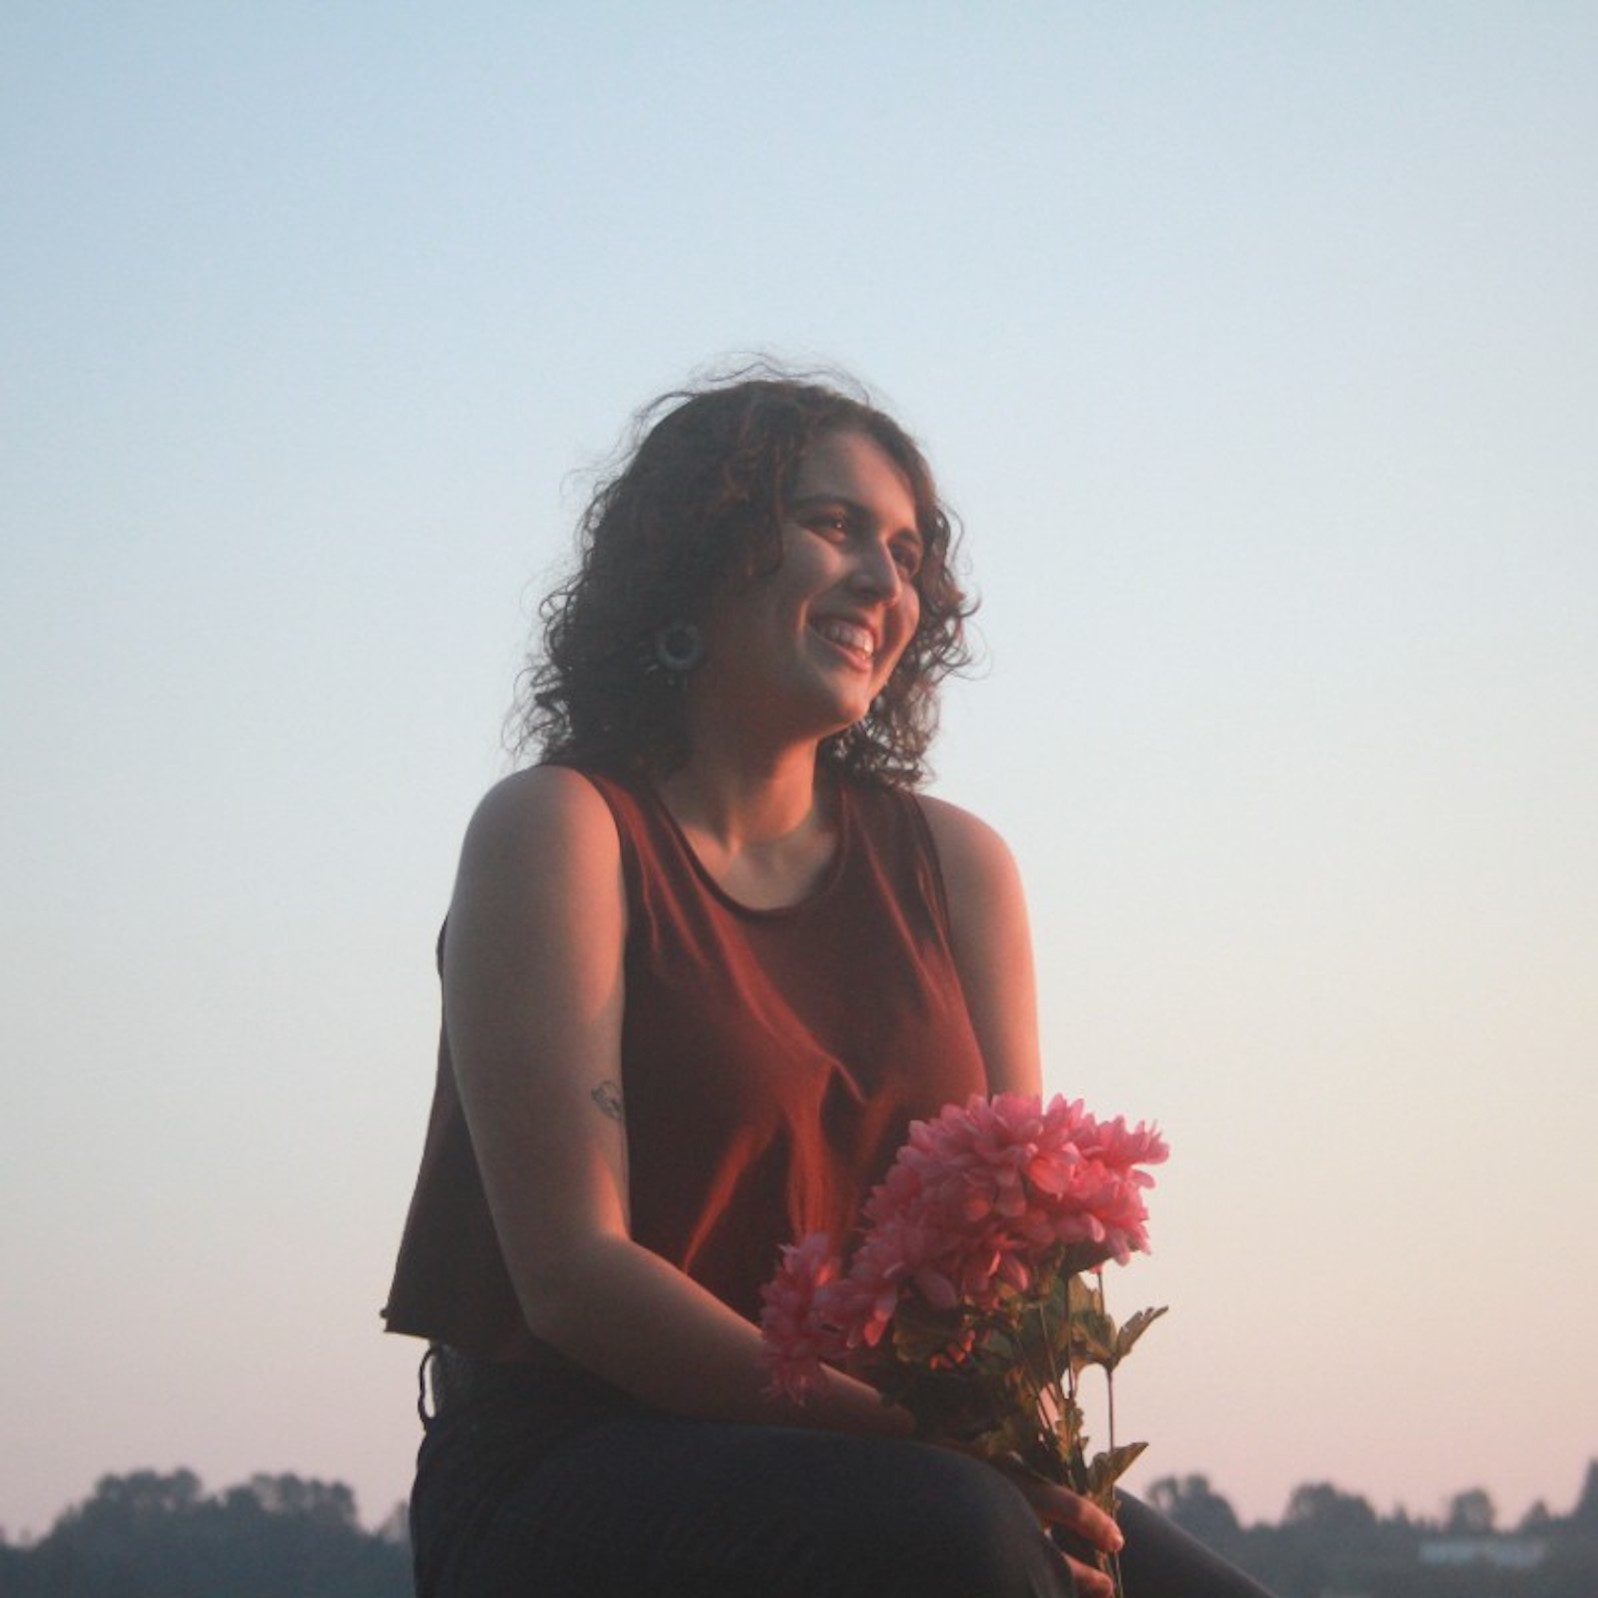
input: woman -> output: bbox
[385,372,1272,1597]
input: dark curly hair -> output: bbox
[513,367,975,787]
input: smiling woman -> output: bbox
[513,372,972,786]
[383,368,1276,1597]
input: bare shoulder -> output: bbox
[449,766,626,950]
[915,793,1024,902]
[444,765,627,1073]
[913,793,1039,1094]
[460,765,620,872]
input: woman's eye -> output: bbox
[892,542,923,578]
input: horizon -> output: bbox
[4,0,1595,1546]
[8,1452,1597,1547]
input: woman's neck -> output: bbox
[659,736,815,839]
[656,741,837,909]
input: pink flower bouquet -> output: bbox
[760,1093,1168,1585]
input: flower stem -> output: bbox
[1097,1271,1125,1598]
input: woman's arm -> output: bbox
[917,795,1043,1098]
[442,766,903,1435]
[919,795,1124,1593]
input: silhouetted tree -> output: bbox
[1386,1503,1420,1533]
[1570,1459,1598,1531]
[0,1540,32,1598]
[1283,1480,1379,1535]
[373,1499,410,1546]
[1146,1473,1244,1553]
[2,1469,409,1598]
[1234,1481,1390,1597]
[1519,1499,1553,1533]
[234,1472,358,1528]
[1447,1487,1497,1535]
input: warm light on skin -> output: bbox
[687,430,924,747]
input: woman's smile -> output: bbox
[809,615,878,670]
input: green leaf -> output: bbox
[1067,1274,1104,1318]
[1043,1269,1070,1322]
[1114,1306,1168,1362]
[1086,1441,1149,1505]
[1087,1440,1147,1488]
[981,1325,1020,1363]
[1069,1305,1118,1373]
[889,1299,971,1366]
[1054,1396,1088,1455]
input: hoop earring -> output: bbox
[650,622,705,680]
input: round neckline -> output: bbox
[643,778,851,919]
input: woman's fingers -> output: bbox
[1060,1552,1117,1598]
[1010,1472,1125,1556]
[944,1445,1125,1591]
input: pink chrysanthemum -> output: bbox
[759,1094,1168,1394]
[759,1091,1169,1578]
[758,1232,846,1402]
[847,1093,1168,1311]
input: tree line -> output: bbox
[1146,1461,1598,1598]
[2,1460,1596,1597]
[0,1471,408,1598]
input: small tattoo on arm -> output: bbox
[591,1079,624,1122]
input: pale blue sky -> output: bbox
[3,0,1595,1539]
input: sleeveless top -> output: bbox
[382,767,991,1363]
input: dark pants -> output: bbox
[408,1349,1273,1598]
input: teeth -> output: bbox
[817,620,875,658]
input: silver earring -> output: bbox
[650,622,705,679]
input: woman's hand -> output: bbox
[995,1465,1122,1598]
[932,1441,1121,1597]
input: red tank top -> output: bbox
[383,768,990,1362]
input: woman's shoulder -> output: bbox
[911,793,1022,891]
[910,793,1039,1095]
[842,781,1025,936]
[460,764,623,867]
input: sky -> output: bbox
[3,0,1595,1544]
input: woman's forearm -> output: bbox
[513,1231,908,1438]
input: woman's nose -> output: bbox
[848,540,904,602]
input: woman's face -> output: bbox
[692,428,924,745]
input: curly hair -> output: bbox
[513,366,975,787]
